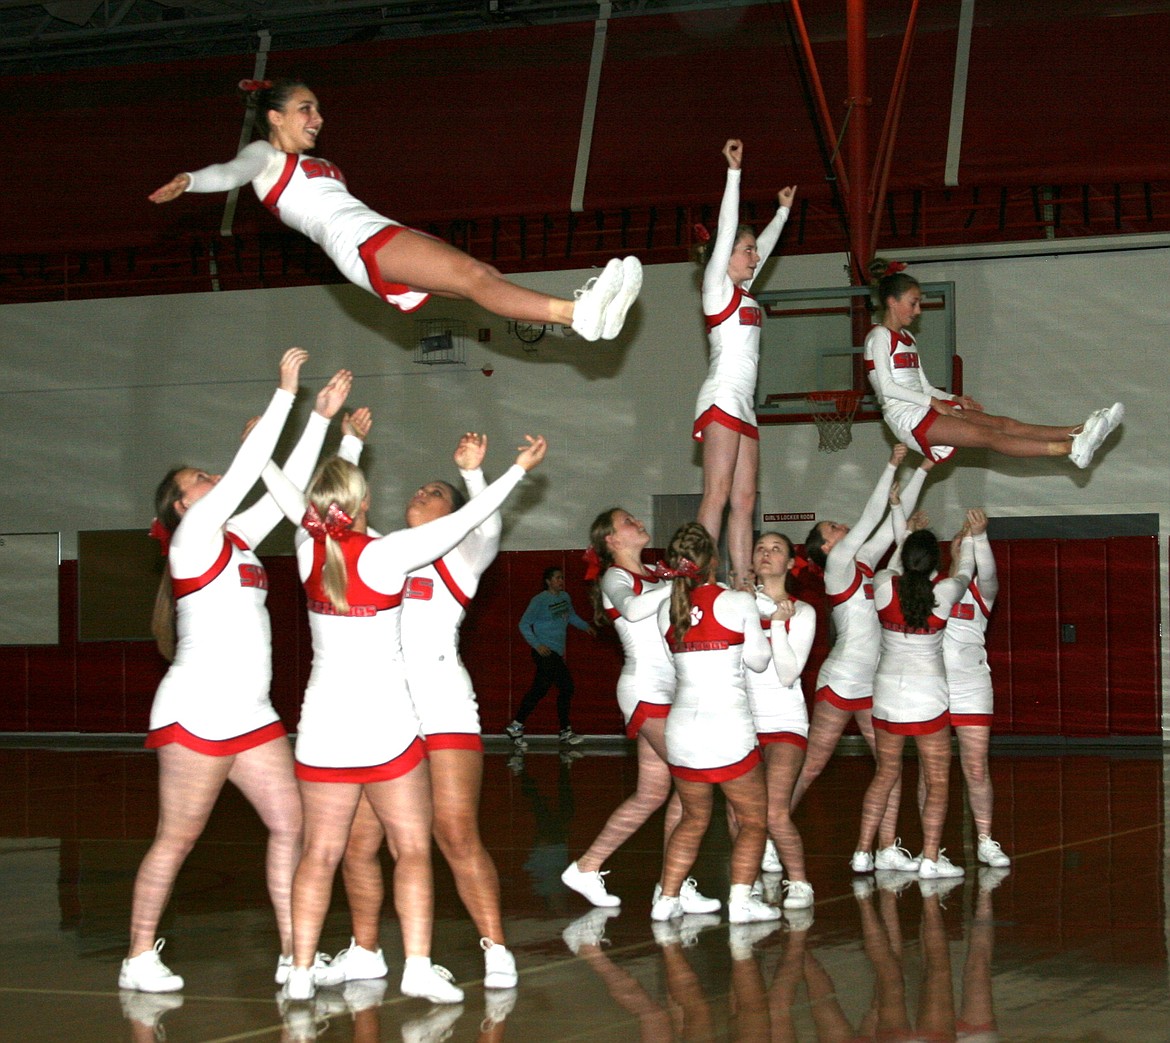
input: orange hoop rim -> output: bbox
[807,390,863,413]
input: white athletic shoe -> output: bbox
[570,258,624,341]
[1070,410,1113,468]
[874,839,922,872]
[561,860,621,907]
[727,893,782,924]
[118,939,184,994]
[400,958,464,1004]
[481,938,518,989]
[918,850,965,879]
[850,850,875,873]
[282,966,315,1002]
[761,838,783,874]
[276,951,348,987]
[328,939,388,982]
[977,834,1012,867]
[653,878,721,914]
[650,894,683,922]
[600,256,643,339]
[782,879,815,910]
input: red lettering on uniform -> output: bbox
[300,158,346,184]
[950,602,975,620]
[238,564,268,589]
[892,352,919,369]
[405,576,434,600]
[738,306,763,327]
[863,583,874,600]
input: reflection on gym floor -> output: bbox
[0,741,1166,1040]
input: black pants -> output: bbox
[514,649,574,729]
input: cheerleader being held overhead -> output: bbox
[864,260,1123,469]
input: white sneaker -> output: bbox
[727,893,782,924]
[850,850,875,873]
[283,965,316,1002]
[918,850,965,879]
[400,958,464,1004]
[1070,412,1110,468]
[650,894,683,922]
[570,258,624,341]
[328,939,388,981]
[561,860,621,907]
[481,938,518,989]
[276,993,320,1042]
[561,907,619,954]
[782,879,815,910]
[977,834,1011,867]
[600,256,643,339]
[504,720,528,748]
[874,840,922,872]
[119,939,184,993]
[400,1003,464,1043]
[653,878,720,914]
[276,950,349,987]
[761,838,783,874]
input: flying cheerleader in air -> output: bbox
[150,78,642,341]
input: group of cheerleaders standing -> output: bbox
[123,82,1126,1005]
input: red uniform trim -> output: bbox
[296,736,426,783]
[704,285,745,331]
[969,579,992,617]
[305,533,402,616]
[424,732,484,753]
[950,712,994,728]
[758,731,808,750]
[828,561,874,608]
[172,532,251,599]
[357,224,431,311]
[692,404,759,442]
[261,152,299,215]
[815,685,873,711]
[873,710,950,735]
[670,746,761,783]
[605,606,621,621]
[433,557,471,609]
[625,700,670,739]
[145,719,286,754]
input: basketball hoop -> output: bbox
[808,391,862,452]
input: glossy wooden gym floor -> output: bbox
[1,739,1166,1042]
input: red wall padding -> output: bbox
[1,536,1160,738]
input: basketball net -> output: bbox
[808,391,862,452]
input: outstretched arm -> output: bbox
[830,445,906,580]
[701,140,744,301]
[745,184,797,290]
[150,140,276,200]
[966,509,997,604]
[450,433,504,575]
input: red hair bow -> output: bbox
[303,502,354,542]
[582,546,603,582]
[652,558,702,580]
[885,260,907,274]
[239,79,273,92]
[790,553,821,578]
[148,518,171,556]
[693,223,711,243]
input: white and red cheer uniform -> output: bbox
[400,467,500,752]
[693,167,789,441]
[864,324,956,463]
[746,599,815,746]
[185,140,428,312]
[871,536,975,735]
[658,585,770,782]
[944,532,998,726]
[814,463,927,709]
[600,566,674,738]
[148,389,335,752]
[280,465,528,782]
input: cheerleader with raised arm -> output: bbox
[260,430,546,1003]
[121,350,353,994]
[150,79,641,341]
[693,139,796,587]
[791,445,931,874]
